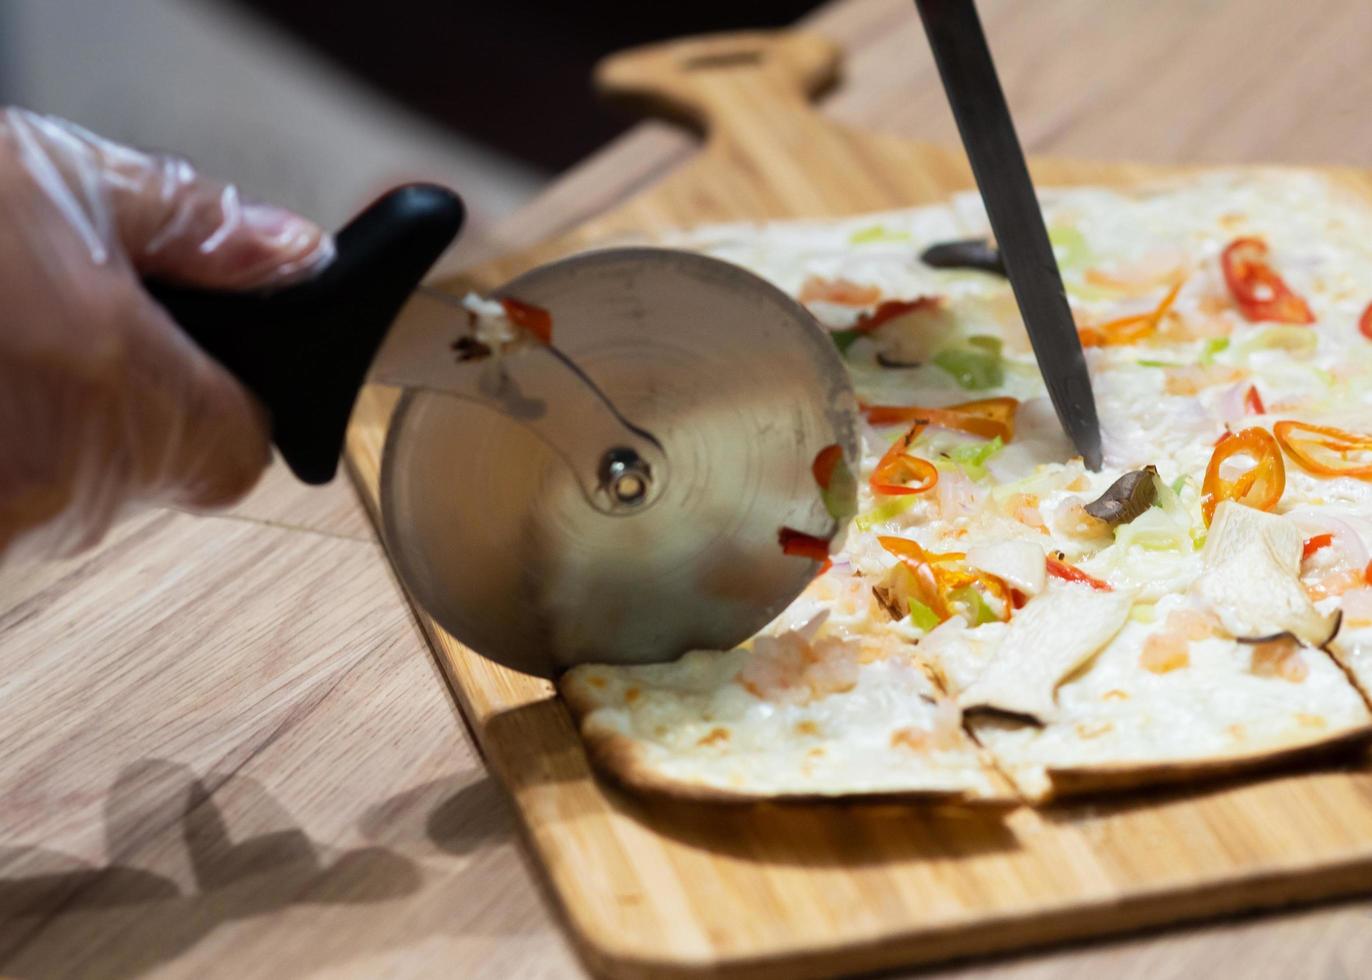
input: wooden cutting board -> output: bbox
[344,30,1372,980]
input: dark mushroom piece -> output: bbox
[872,585,904,622]
[1084,466,1159,526]
[875,351,922,369]
[920,238,1007,277]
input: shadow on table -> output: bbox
[357,771,515,857]
[0,759,420,978]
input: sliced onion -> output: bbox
[935,469,983,519]
[1216,381,1250,427]
[1343,587,1372,626]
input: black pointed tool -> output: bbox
[914,0,1103,470]
[143,183,466,484]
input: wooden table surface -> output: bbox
[4,1,1372,977]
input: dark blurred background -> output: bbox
[0,0,820,240]
[238,0,822,172]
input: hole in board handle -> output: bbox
[680,49,763,71]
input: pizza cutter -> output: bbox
[146,184,858,678]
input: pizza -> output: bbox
[560,170,1372,804]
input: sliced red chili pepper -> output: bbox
[778,527,831,563]
[1220,237,1314,324]
[498,297,553,345]
[1243,385,1266,415]
[1360,301,1372,342]
[863,396,1018,443]
[852,296,941,334]
[1046,556,1112,591]
[1201,426,1286,525]
[1366,560,1372,587]
[870,426,939,496]
[811,444,844,490]
[1274,420,1372,480]
[1302,534,1334,561]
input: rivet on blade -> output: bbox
[599,447,652,509]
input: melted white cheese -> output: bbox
[563,170,1372,803]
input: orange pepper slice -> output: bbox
[1273,420,1372,480]
[878,536,965,566]
[1201,426,1286,525]
[878,536,953,619]
[870,424,939,496]
[1220,237,1314,324]
[1078,278,1184,348]
[878,537,1009,623]
[863,396,1018,443]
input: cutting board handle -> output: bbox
[596,31,902,216]
[596,31,839,128]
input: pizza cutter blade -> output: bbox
[380,248,859,678]
[142,185,857,680]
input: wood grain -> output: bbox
[344,21,1372,980]
[10,2,1372,978]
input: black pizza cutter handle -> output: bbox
[141,183,465,485]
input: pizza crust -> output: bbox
[968,615,1372,802]
[572,722,1016,807]
[1035,726,1372,800]
[560,637,1015,805]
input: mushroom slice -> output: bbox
[1083,466,1158,526]
[966,540,1047,596]
[959,585,1133,723]
[875,351,922,369]
[920,238,1006,276]
[1194,501,1340,648]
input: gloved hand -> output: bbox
[0,108,333,561]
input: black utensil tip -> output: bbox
[1048,374,1104,472]
[914,0,1103,472]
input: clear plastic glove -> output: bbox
[0,108,334,561]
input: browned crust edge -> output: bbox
[557,673,604,722]
[560,669,1016,807]
[579,726,1019,809]
[1037,722,1372,801]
